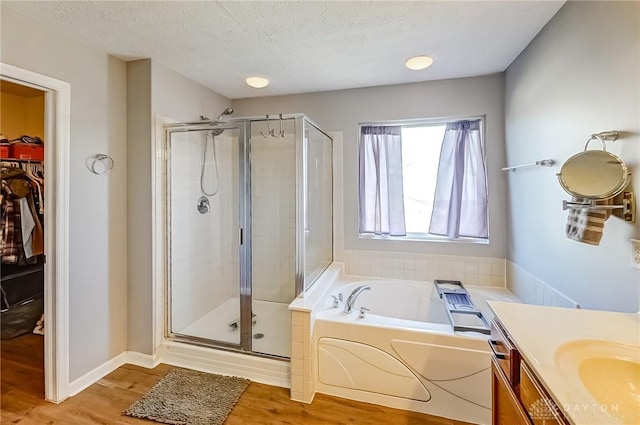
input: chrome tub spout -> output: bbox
[343,285,371,313]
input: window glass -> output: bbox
[358,118,488,242]
[400,125,445,234]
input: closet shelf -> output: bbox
[0,157,44,163]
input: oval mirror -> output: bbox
[558,150,629,199]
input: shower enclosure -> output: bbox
[165,114,332,359]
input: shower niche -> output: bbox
[165,114,332,359]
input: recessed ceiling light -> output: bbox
[245,76,269,88]
[405,55,434,71]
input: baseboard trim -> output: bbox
[161,341,290,389]
[66,343,290,397]
[126,350,162,369]
[67,352,127,396]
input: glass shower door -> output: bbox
[167,126,245,347]
[249,119,297,358]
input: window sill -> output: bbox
[359,233,489,245]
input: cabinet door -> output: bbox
[492,358,531,425]
[490,319,520,385]
[520,362,567,425]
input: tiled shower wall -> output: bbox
[169,131,239,332]
[250,127,296,303]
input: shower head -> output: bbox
[217,107,234,121]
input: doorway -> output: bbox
[0,63,70,403]
[0,79,46,402]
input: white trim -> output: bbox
[126,349,164,369]
[161,341,290,388]
[67,352,128,397]
[358,115,485,128]
[152,115,176,356]
[359,233,490,244]
[0,63,71,403]
[63,345,288,398]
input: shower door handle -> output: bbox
[239,228,244,245]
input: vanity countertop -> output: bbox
[487,301,640,425]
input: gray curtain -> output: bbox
[359,126,406,236]
[429,120,488,239]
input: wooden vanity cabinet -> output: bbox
[519,362,566,425]
[491,357,530,425]
[489,319,569,425]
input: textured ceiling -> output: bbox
[2,1,565,99]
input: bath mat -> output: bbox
[124,368,250,425]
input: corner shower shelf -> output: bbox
[434,279,491,335]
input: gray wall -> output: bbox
[1,7,128,380]
[126,60,231,355]
[232,74,507,258]
[152,62,230,123]
[505,1,640,312]
[126,59,153,354]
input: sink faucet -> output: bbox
[343,285,371,313]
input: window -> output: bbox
[400,125,445,234]
[358,118,488,242]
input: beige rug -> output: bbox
[124,368,250,425]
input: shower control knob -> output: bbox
[197,196,210,214]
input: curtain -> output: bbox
[359,126,406,236]
[429,120,488,239]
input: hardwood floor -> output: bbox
[1,333,45,401]
[1,336,469,425]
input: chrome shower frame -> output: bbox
[163,114,333,358]
[164,120,251,355]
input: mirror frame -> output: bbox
[558,150,630,199]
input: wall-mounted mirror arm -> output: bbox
[562,192,635,222]
[584,130,618,151]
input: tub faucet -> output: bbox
[343,285,371,313]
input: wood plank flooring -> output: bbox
[1,334,469,424]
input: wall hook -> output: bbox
[278,114,285,137]
[261,115,274,138]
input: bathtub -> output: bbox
[313,277,519,425]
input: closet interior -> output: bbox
[0,79,46,398]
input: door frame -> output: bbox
[0,62,71,403]
[163,123,252,352]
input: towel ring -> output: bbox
[89,154,114,175]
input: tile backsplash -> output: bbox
[340,249,506,287]
[506,260,580,309]
[336,252,580,309]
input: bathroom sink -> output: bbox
[554,340,640,424]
